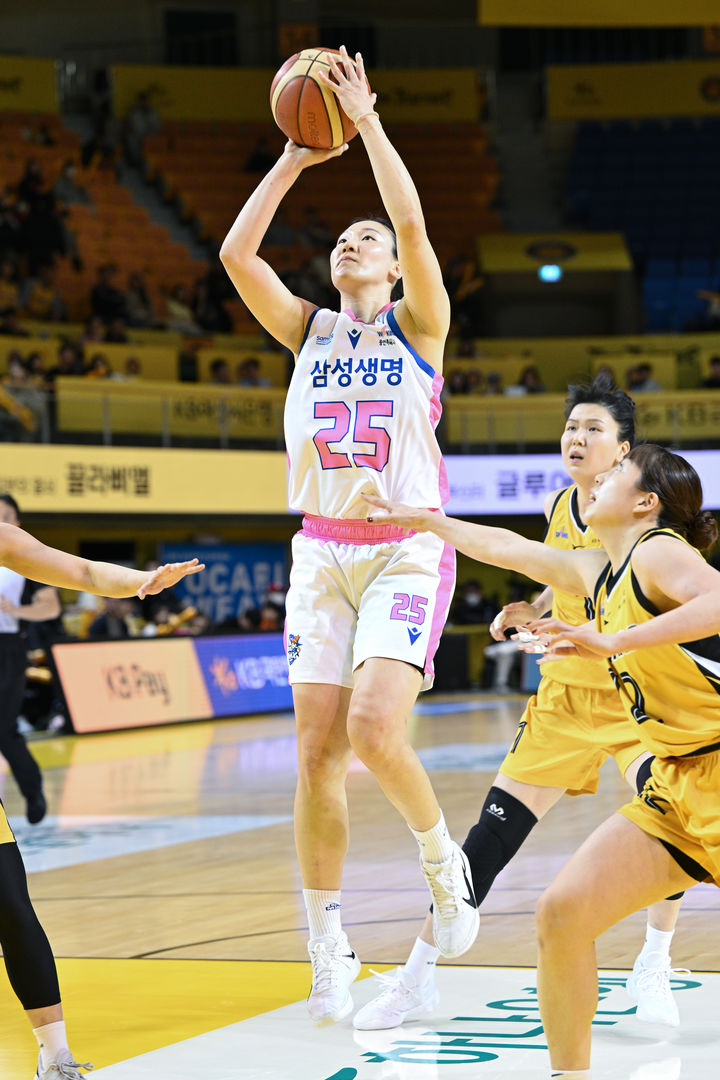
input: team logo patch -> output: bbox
[347,327,362,350]
[555,528,569,538]
[315,334,333,345]
[287,633,302,665]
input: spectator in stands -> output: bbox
[236,357,272,388]
[165,283,201,334]
[45,342,84,384]
[444,253,485,346]
[20,265,68,322]
[0,309,29,337]
[22,120,56,147]
[258,602,283,632]
[124,92,160,168]
[192,274,232,333]
[0,259,20,314]
[20,192,67,275]
[17,158,46,213]
[446,369,469,395]
[80,315,107,347]
[244,136,276,174]
[26,352,48,388]
[486,371,504,395]
[90,263,128,324]
[81,101,121,175]
[52,160,92,207]
[209,357,232,385]
[0,194,23,258]
[105,316,129,343]
[124,356,142,380]
[696,284,720,329]
[700,355,720,389]
[506,364,547,396]
[84,353,114,379]
[626,362,663,393]
[88,598,133,639]
[124,271,154,328]
[452,579,495,625]
[465,368,485,395]
[2,354,44,439]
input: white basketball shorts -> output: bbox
[284,515,456,691]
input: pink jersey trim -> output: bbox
[342,302,394,323]
[301,514,411,544]
[424,540,456,679]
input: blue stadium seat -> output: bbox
[645,258,676,277]
[678,257,711,277]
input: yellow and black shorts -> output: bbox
[500,677,645,796]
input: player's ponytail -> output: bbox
[628,443,718,551]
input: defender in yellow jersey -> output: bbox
[354,374,684,1035]
[363,441,720,1075]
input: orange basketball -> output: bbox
[270,47,368,150]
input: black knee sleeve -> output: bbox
[0,842,60,1010]
[461,786,538,908]
[633,760,685,902]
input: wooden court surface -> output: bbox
[1,691,719,1075]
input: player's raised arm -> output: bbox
[0,523,203,599]
[362,494,604,597]
[319,48,450,362]
[219,141,345,353]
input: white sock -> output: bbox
[402,936,440,986]
[33,1021,68,1068]
[641,925,674,964]
[303,888,342,940]
[410,812,454,864]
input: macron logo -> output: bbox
[407,627,422,645]
[487,803,506,821]
[347,328,362,350]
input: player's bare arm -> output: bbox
[320,48,450,367]
[0,523,203,599]
[362,492,604,596]
[219,141,344,353]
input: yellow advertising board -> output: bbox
[111,63,479,123]
[0,444,288,514]
[547,59,720,120]
[0,56,57,113]
[478,1,720,26]
[478,232,632,273]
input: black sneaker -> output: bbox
[26,792,47,825]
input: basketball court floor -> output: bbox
[1,692,719,1079]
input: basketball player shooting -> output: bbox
[220,44,477,1024]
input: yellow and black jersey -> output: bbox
[595,527,720,758]
[544,486,611,689]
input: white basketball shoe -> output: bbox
[626,951,688,1026]
[421,842,479,958]
[307,931,361,1022]
[353,967,440,1030]
[34,1048,93,1078]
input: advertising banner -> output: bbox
[479,1,720,27]
[52,639,211,734]
[159,544,287,625]
[0,56,57,113]
[193,634,291,717]
[478,233,632,273]
[547,59,720,120]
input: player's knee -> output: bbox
[536,883,582,947]
[347,707,400,771]
[295,739,348,791]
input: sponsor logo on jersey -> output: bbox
[376,326,397,346]
[315,334,333,345]
[347,327,362,350]
[555,528,569,538]
[287,633,302,665]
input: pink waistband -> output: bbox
[301,514,411,544]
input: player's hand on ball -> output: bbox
[137,558,205,599]
[318,46,377,127]
[282,139,348,167]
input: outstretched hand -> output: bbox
[137,558,205,599]
[317,45,377,127]
[490,601,543,641]
[281,138,348,169]
[362,492,429,532]
[523,617,619,663]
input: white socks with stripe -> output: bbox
[33,1021,68,1069]
[410,812,454,864]
[303,888,343,941]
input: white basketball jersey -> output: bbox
[0,566,24,633]
[284,304,448,519]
